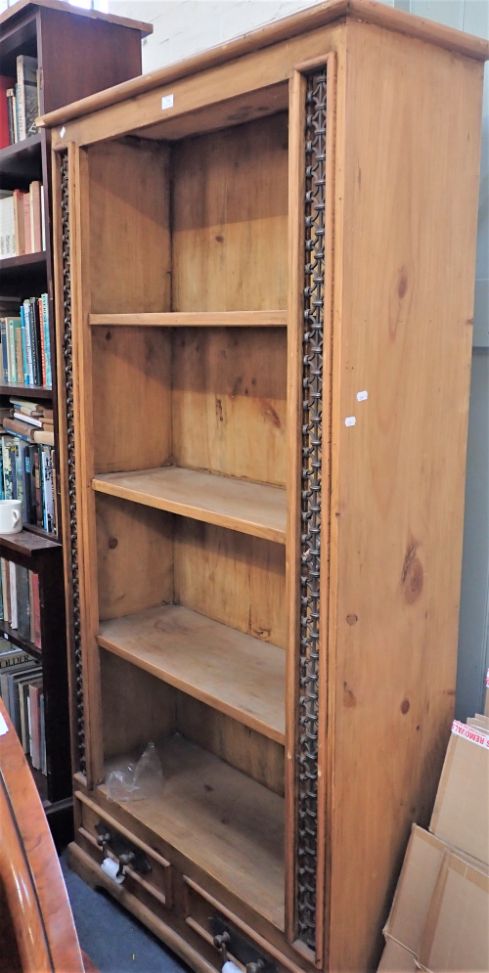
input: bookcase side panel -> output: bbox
[326,24,484,972]
[100,651,176,760]
[87,140,171,315]
[171,114,288,312]
[39,7,143,116]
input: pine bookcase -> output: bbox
[44,1,488,969]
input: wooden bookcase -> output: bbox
[0,0,150,837]
[45,1,488,969]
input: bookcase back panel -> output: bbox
[171,113,288,311]
[101,651,176,759]
[92,327,172,474]
[96,494,173,621]
[87,140,171,314]
[100,653,283,793]
[174,519,287,649]
[176,694,284,796]
[172,327,287,484]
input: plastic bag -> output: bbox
[105,741,164,802]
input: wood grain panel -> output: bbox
[96,493,173,621]
[172,114,288,312]
[172,327,287,485]
[176,695,284,796]
[325,22,485,973]
[87,140,171,313]
[174,520,287,650]
[92,327,172,474]
[100,651,176,759]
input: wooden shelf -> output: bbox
[0,622,41,660]
[98,604,285,744]
[0,132,43,186]
[0,528,59,560]
[0,383,53,399]
[89,310,287,328]
[101,734,284,928]
[0,251,46,273]
[92,466,286,544]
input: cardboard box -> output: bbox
[430,721,489,865]
[418,853,489,972]
[384,826,447,954]
[378,939,419,971]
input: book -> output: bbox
[8,560,17,629]
[29,572,41,649]
[13,189,27,256]
[0,76,15,148]
[29,678,43,769]
[16,564,30,642]
[6,87,16,144]
[0,192,15,257]
[29,181,42,252]
[15,55,39,142]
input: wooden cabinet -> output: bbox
[44,1,488,969]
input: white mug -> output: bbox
[0,499,23,535]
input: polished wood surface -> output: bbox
[89,311,287,327]
[0,700,85,973]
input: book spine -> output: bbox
[33,448,42,527]
[40,691,46,774]
[0,318,8,383]
[13,189,25,255]
[20,304,28,383]
[42,294,52,387]
[15,81,25,142]
[8,561,17,630]
[30,297,41,385]
[6,88,15,144]
[29,572,41,649]
[29,181,42,253]
[1,559,9,624]
[2,439,12,499]
[23,193,31,253]
[14,317,23,384]
[7,318,17,383]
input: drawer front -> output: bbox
[183,876,302,973]
[75,792,172,910]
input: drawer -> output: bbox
[183,876,301,973]
[75,791,172,910]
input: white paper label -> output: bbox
[59,126,66,138]
[356,390,368,402]
[161,94,174,110]
[451,720,489,750]
[0,713,8,736]
[345,416,356,427]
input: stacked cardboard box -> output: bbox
[378,712,489,972]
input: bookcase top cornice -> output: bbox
[39,0,489,130]
[0,0,152,37]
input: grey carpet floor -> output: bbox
[61,855,188,973]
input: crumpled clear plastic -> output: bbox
[105,741,164,802]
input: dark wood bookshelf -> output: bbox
[0,0,150,845]
[0,620,41,660]
[0,131,43,186]
[0,383,53,398]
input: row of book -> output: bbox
[3,396,54,444]
[0,55,40,147]
[0,296,52,388]
[0,647,45,774]
[0,181,45,258]
[0,430,57,535]
[0,558,41,648]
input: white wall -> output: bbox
[106,0,489,718]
